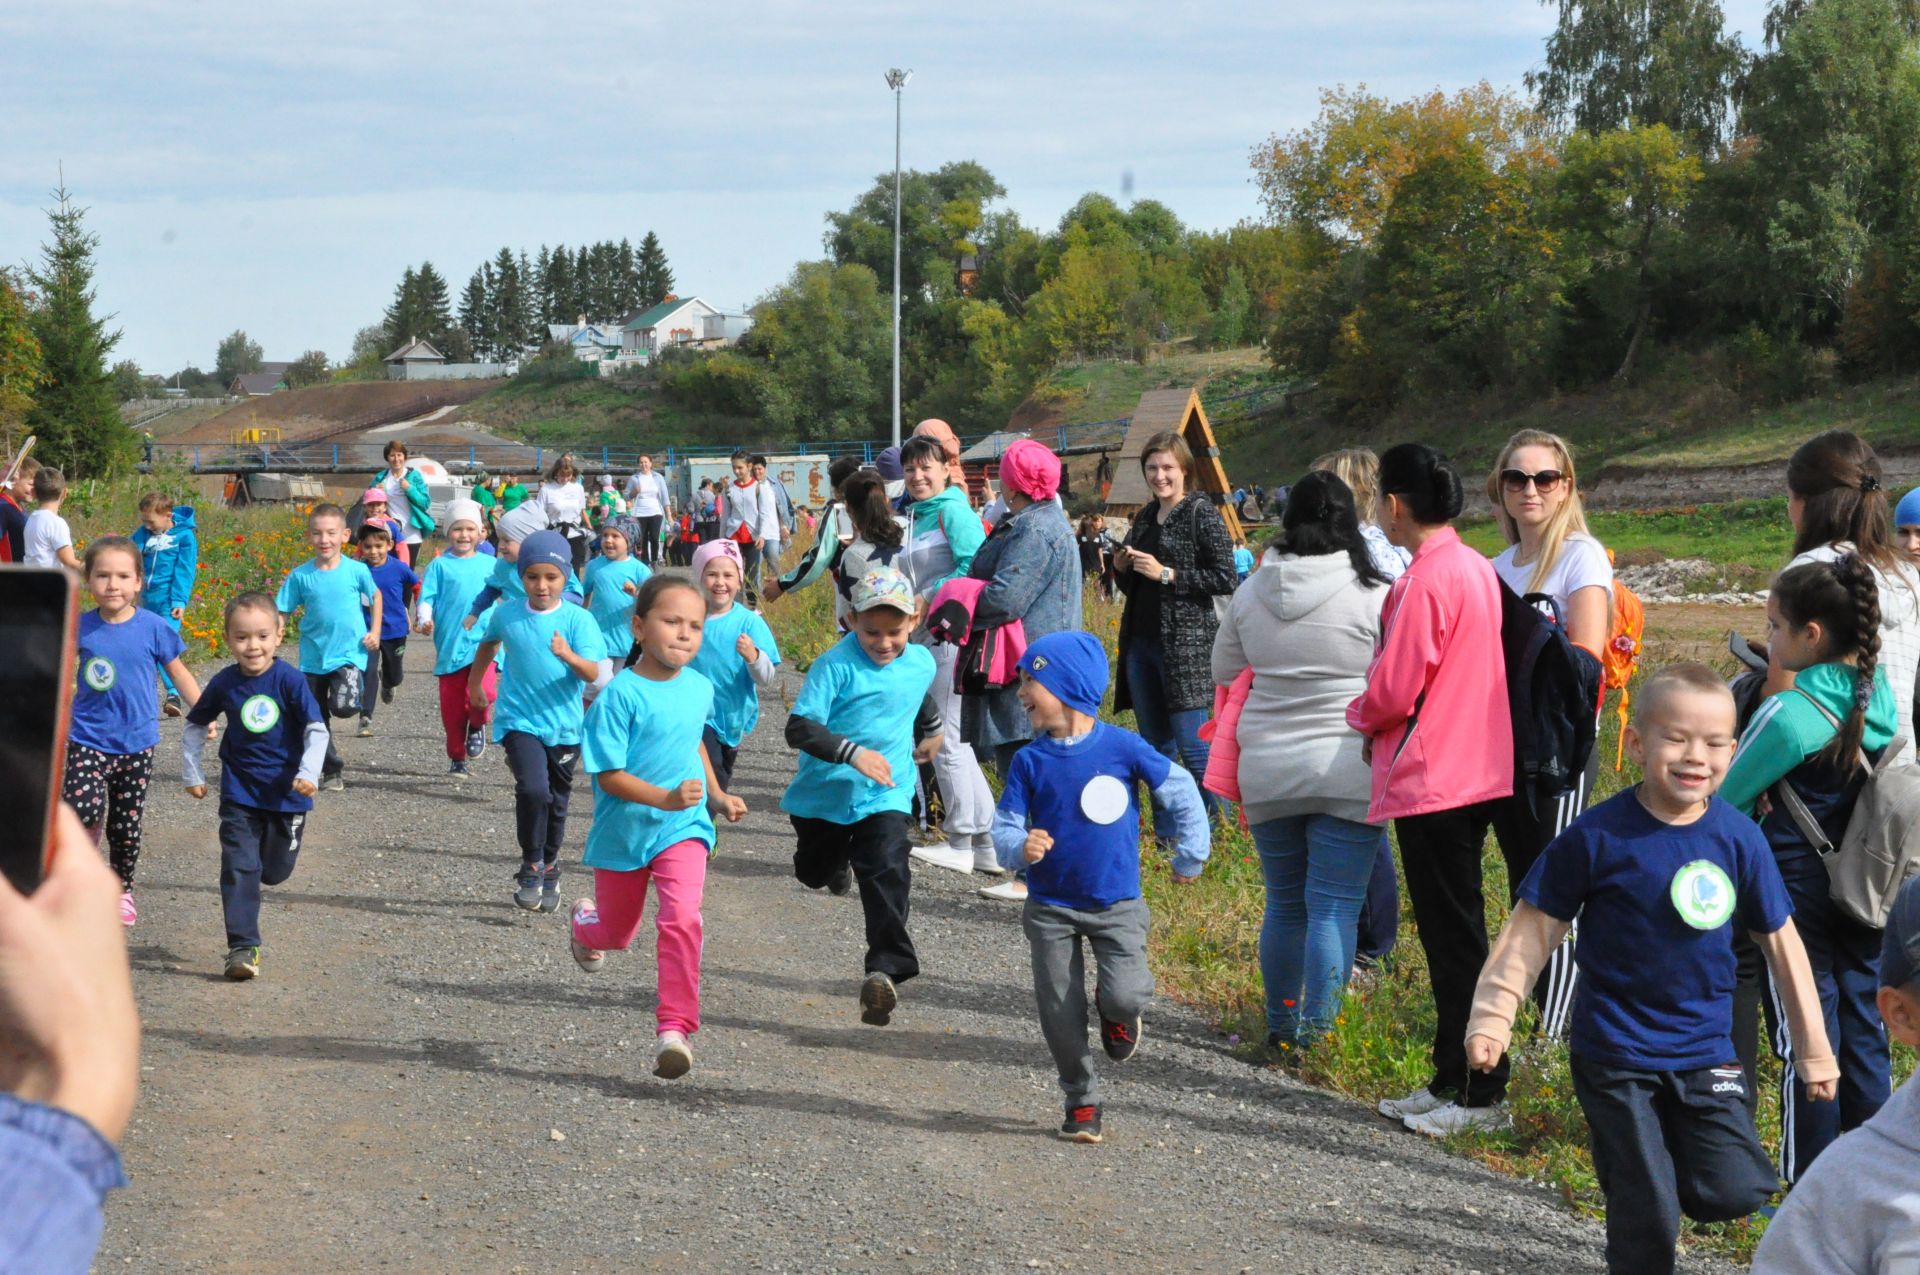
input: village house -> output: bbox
[619,296,750,357]
[229,362,292,396]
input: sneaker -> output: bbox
[654,1030,693,1079]
[513,864,544,911]
[1059,1104,1103,1144]
[539,865,563,913]
[162,694,183,718]
[224,946,261,980]
[1377,1086,1450,1120]
[118,891,137,927]
[827,863,854,897]
[972,846,1007,876]
[977,879,1028,902]
[381,683,395,705]
[466,728,488,761]
[357,716,373,738]
[449,760,470,777]
[859,972,897,1026]
[322,774,345,792]
[1403,1101,1510,1138]
[1100,1013,1142,1062]
[569,899,604,973]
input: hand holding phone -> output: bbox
[0,568,78,895]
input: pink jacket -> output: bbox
[1345,526,1512,822]
[1199,670,1254,803]
[926,577,1028,687]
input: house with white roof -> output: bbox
[547,317,624,362]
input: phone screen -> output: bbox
[0,569,76,894]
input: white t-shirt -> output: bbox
[1788,542,1920,759]
[1492,531,1613,621]
[538,480,588,527]
[23,508,71,567]
[378,469,422,545]
[625,470,670,518]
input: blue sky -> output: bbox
[0,0,1770,375]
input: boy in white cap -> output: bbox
[781,567,942,1027]
[416,498,499,775]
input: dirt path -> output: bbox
[98,645,1736,1274]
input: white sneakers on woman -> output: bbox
[1377,1087,1511,1136]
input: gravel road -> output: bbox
[97,643,1738,1274]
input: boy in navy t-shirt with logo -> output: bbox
[1467,663,1836,1273]
[183,592,331,980]
[353,521,419,737]
[991,631,1210,1145]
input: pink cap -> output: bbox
[691,539,742,578]
[999,438,1061,501]
[361,487,389,505]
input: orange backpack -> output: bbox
[1604,552,1646,767]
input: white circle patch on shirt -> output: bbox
[82,657,116,692]
[1670,860,1737,931]
[1080,774,1130,826]
[240,694,281,734]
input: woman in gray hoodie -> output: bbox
[1211,471,1389,1052]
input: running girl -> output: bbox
[416,499,499,776]
[687,540,780,791]
[65,536,203,926]
[582,520,651,664]
[570,576,747,1080]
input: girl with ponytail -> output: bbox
[1722,553,1897,1183]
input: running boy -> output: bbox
[354,521,419,737]
[687,540,779,790]
[991,631,1210,1144]
[416,499,498,776]
[470,530,610,913]
[781,567,941,1026]
[581,519,650,664]
[184,593,330,980]
[1467,663,1835,1275]
[24,466,81,572]
[130,491,198,716]
[275,504,379,792]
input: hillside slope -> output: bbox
[178,379,503,444]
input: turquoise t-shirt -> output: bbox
[480,599,608,746]
[419,551,497,675]
[582,555,653,659]
[581,667,717,870]
[275,557,377,675]
[780,633,935,823]
[689,603,781,747]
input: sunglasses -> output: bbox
[1500,468,1566,494]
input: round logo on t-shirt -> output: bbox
[82,657,116,692]
[240,694,281,734]
[1080,774,1130,826]
[1670,860,1736,931]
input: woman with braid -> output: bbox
[1721,553,1895,1182]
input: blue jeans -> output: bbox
[1354,833,1398,964]
[1252,813,1381,1043]
[1123,637,1224,828]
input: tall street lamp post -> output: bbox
[886,68,912,449]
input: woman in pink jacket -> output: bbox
[1345,443,1514,1137]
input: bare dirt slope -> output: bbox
[100,646,1737,1274]
[178,381,505,444]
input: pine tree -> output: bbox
[384,265,420,346]
[415,262,453,347]
[616,238,639,315]
[636,232,674,308]
[460,268,491,360]
[490,248,531,356]
[545,246,575,328]
[574,246,591,319]
[533,246,553,324]
[26,185,133,478]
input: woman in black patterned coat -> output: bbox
[1114,430,1238,826]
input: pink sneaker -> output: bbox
[118,891,137,927]
[569,898,603,973]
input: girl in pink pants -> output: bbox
[570,576,747,1079]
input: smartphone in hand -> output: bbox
[0,568,79,894]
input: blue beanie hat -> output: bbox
[1881,874,1920,989]
[874,446,904,482]
[1017,631,1109,716]
[518,530,572,578]
[1897,487,1920,529]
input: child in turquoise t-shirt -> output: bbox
[686,540,780,790]
[582,521,651,661]
[781,566,942,1028]
[470,531,611,914]
[417,499,499,775]
[570,576,747,1081]
[274,503,379,792]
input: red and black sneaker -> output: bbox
[1100,1014,1142,1062]
[1059,1104,1103,1144]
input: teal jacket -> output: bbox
[130,506,198,616]
[369,467,435,535]
[903,483,985,601]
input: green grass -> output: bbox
[1452,498,1797,593]
[463,376,758,452]
[1027,346,1285,425]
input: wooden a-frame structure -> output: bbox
[1103,387,1245,541]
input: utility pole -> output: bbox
[886,68,912,449]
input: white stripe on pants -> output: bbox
[928,640,995,839]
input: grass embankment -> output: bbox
[463,376,757,452]
[1022,346,1285,427]
[1458,498,1797,594]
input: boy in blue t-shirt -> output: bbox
[471,531,611,913]
[354,521,419,736]
[274,503,379,791]
[183,592,330,980]
[1467,663,1836,1273]
[781,567,941,1028]
[991,630,1210,1145]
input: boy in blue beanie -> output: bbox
[1897,486,1920,563]
[992,630,1210,1143]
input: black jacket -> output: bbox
[1114,493,1237,714]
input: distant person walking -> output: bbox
[538,454,592,574]
[625,455,674,569]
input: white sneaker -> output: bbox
[568,899,604,973]
[977,879,1028,902]
[972,845,1007,876]
[908,842,975,874]
[653,1031,692,1080]
[1376,1087,1449,1120]
[1402,1101,1510,1138]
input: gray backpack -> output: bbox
[1774,689,1920,928]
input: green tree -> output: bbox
[1765,0,1920,46]
[1526,0,1745,147]
[459,270,490,360]
[0,269,44,432]
[488,248,532,356]
[415,263,452,345]
[27,186,134,477]
[285,350,330,387]
[827,161,1005,312]
[738,261,891,438]
[1210,267,1252,347]
[110,358,143,401]
[636,231,674,308]
[215,328,264,385]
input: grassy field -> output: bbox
[1454,498,1798,593]
[1022,346,1284,427]
[462,376,758,452]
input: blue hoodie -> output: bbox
[131,506,198,617]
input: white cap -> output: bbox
[446,498,484,530]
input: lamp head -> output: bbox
[885,68,913,90]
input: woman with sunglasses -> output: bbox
[1483,429,1612,1040]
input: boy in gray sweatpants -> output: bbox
[991,632,1210,1143]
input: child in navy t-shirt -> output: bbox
[1467,664,1836,1274]
[354,521,419,734]
[990,630,1209,1145]
[184,592,330,981]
